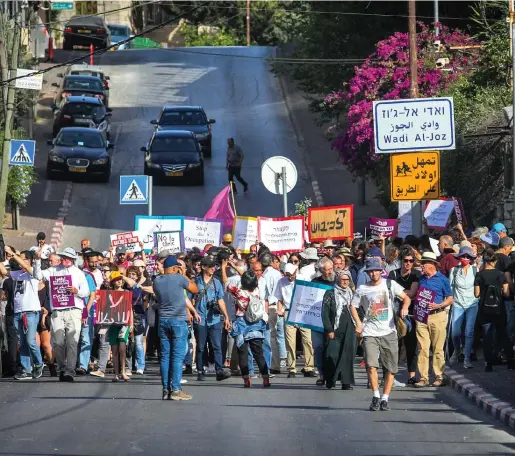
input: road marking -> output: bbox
[43,180,53,201]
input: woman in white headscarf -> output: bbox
[322,270,356,390]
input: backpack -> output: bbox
[481,273,502,315]
[244,292,265,324]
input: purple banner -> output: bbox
[369,217,397,238]
[452,197,467,226]
[50,275,74,309]
[414,286,435,324]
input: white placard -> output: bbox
[232,217,258,253]
[110,231,141,253]
[398,201,413,238]
[183,218,222,251]
[154,231,183,255]
[135,216,183,251]
[424,199,454,230]
[257,217,304,254]
[373,97,455,153]
[15,68,43,90]
[429,237,440,256]
[286,280,333,332]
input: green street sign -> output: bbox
[51,2,73,10]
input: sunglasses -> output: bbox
[222,241,231,245]
[403,259,414,263]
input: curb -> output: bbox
[50,182,72,250]
[445,368,515,429]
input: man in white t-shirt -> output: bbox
[350,258,410,412]
[30,232,54,260]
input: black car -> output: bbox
[63,15,110,50]
[150,106,215,156]
[142,130,204,185]
[46,127,113,183]
[52,75,109,108]
[52,96,112,138]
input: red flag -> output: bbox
[204,185,235,233]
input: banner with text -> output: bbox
[94,290,132,325]
[414,287,435,324]
[369,217,397,238]
[135,216,183,251]
[145,255,158,276]
[183,217,222,251]
[257,216,304,254]
[110,231,141,253]
[49,275,74,310]
[154,231,183,255]
[232,216,258,254]
[286,280,333,332]
[308,205,354,242]
[424,199,454,230]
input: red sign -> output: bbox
[110,231,141,252]
[94,290,132,325]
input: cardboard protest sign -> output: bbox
[49,275,74,309]
[398,201,413,239]
[183,217,222,251]
[424,199,454,230]
[414,287,435,324]
[110,231,141,253]
[308,205,354,242]
[154,231,183,255]
[257,216,304,255]
[94,290,132,325]
[145,255,158,276]
[286,280,333,332]
[369,217,397,238]
[232,216,258,254]
[135,216,184,251]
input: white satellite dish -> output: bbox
[261,156,298,195]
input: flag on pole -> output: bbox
[204,185,235,233]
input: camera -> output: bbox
[216,246,232,263]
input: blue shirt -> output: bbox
[153,273,190,321]
[193,275,224,327]
[84,274,96,318]
[419,271,452,304]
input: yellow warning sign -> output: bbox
[390,151,440,201]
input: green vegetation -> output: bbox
[182,24,244,46]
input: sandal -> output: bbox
[122,374,131,382]
[112,375,119,382]
[431,378,444,387]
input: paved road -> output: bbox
[57,47,310,250]
[1,363,515,456]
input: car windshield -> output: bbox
[62,103,105,117]
[70,70,103,80]
[108,25,129,36]
[64,78,103,91]
[69,16,104,26]
[150,137,197,153]
[57,130,104,148]
[159,111,205,126]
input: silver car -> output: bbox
[107,24,133,50]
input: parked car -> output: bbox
[63,15,110,50]
[150,106,215,156]
[57,63,111,91]
[51,96,112,138]
[107,24,133,50]
[142,130,204,185]
[52,74,109,108]
[47,127,113,182]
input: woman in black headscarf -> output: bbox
[322,270,356,390]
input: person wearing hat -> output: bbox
[298,247,319,281]
[221,233,233,247]
[493,222,508,240]
[30,232,54,260]
[355,247,386,287]
[480,230,501,250]
[33,247,90,382]
[414,252,453,388]
[437,235,459,278]
[323,239,337,251]
[350,258,410,411]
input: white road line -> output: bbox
[43,180,53,202]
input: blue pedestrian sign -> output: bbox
[9,139,35,166]
[120,175,148,205]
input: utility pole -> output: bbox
[511,19,515,233]
[246,0,250,46]
[434,0,439,36]
[0,11,22,233]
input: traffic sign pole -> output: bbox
[281,167,288,217]
[148,176,153,216]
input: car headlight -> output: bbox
[97,120,108,132]
[195,133,209,140]
[92,157,108,165]
[49,155,64,163]
[188,163,201,169]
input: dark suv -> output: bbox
[150,106,215,156]
[52,96,112,138]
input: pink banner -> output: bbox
[368,217,397,238]
[50,275,74,309]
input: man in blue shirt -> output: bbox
[192,256,232,382]
[415,252,453,388]
[76,270,96,375]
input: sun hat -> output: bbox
[420,251,440,264]
[455,245,476,259]
[299,247,319,261]
[284,263,298,275]
[364,258,384,271]
[323,239,337,248]
[337,247,353,257]
[366,247,385,259]
[58,247,78,260]
[480,230,501,247]
[109,271,123,283]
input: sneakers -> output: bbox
[280,359,287,368]
[183,365,193,375]
[136,369,144,375]
[287,372,296,379]
[393,378,406,388]
[303,370,316,378]
[75,367,87,376]
[33,364,44,379]
[15,372,32,380]
[369,397,380,411]
[162,389,170,400]
[170,390,192,401]
[59,372,74,382]
[463,360,473,369]
[90,370,105,378]
[448,352,459,366]
[250,373,258,379]
[380,400,390,411]
[197,374,206,381]
[406,376,417,386]
[181,379,188,384]
[216,370,231,381]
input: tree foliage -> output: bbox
[182,24,244,46]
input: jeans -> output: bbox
[14,312,43,374]
[248,330,271,375]
[228,165,248,191]
[237,338,268,378]
[77,317,94,370]
[5,314,18,374]
[184,325,193,366]
[97,326,110,372]
[159,318,188,391]
[134,316,147,371]
[483,317,514,364]
[451,304,479,361]
[311,329,324,376]
[504,300,515,342]
[268,307,286,370]
[194,321,224,374]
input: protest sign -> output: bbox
[424,199,454,230]
[429,237,440,256]
[414,287,435,324]
[257,216,304,254]
[369,217,397,238]
[110,231,141,253]
[145,255,158,276]
[135,216,183,251]
[94,290,132,325]
[183,217,222,251]
[49,275,74,309]
[232,216,258,253]
[452,197,467,226]
[398,201,413,239]
[286,280,333,332]
[308,205,354,242]
[154,231,183,254]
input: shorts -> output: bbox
[363,331,399,374]
[37,314,51,333]
[108,325,130,346]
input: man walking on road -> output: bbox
[226,138,248,194]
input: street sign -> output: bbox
[373,97,455,153]
[14,69,43,91]
[9,140,35,166]
[120,175,148,205]
[50,1,74,10]
[390,151,440,201]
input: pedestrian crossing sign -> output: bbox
[120,175,148,205]
[9,139,35,166]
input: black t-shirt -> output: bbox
[2,277,13,316]
[474,269,507,319]
[495,253,511,273]
[389,268,421,313]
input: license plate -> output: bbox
[78,29,91,33]
[69,167,86,173]
[74,119,90,124]
[167,172,183,177]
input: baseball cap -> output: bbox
[284,263,298,275]
[36,232,46,241]
[493,223,507,233]
[365,258,383,271]
[163,256,180,269]
[115,245,127,254]
[109,271,123,282]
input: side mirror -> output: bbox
[51,82,59,88]
[140,146,147,152]
[46,139,53,146]
[107,142,114,150]
[56,73,64,78]
[208,119,216,124]
[150,119,157,125]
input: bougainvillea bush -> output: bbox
[322,23,480,178]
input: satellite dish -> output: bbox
[261,156,297,195]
